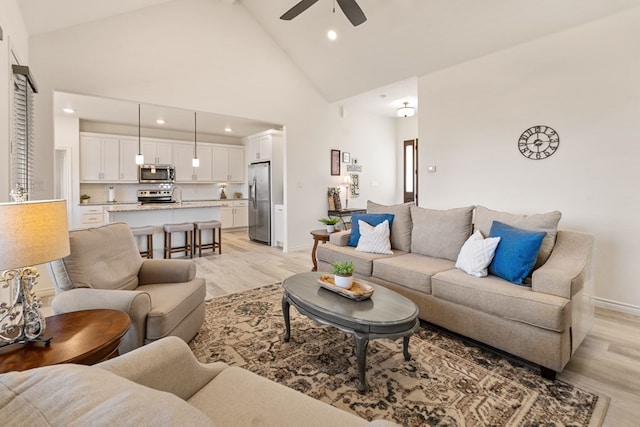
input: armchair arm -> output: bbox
[138,259,196,285]
[532,230,594,299]
[51,288,151,353]
[97,336,228,401]
[329,230,351,246]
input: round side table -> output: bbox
[310,229,333,271]
[0,309,131,373]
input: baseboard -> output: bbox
[594,297,640,316]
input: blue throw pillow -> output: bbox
[488,221,547,285]
[348,213,395,247]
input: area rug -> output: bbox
[189,283,608,426]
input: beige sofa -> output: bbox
[0,336,397,426]
[317,202,595,379]
[47,222,206,354]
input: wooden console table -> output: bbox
[0,309,131,373]
[327,208,366,230]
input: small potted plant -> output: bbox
[331,260,355,289]
[80,194,91,205]
[318,217,340,233]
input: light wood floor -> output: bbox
[194,229,640,427]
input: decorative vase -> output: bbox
[326,225,335,233]
[334,274,353,289]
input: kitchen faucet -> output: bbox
[172,185,182,205]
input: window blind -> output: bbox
[11,65,38,200]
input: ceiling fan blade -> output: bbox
[336,0,367,26]
[280,0,320,20]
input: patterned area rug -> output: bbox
[189,283,608,426]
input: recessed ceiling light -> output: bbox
[224,127,232,132]
[63,108,75,114]
[156,119,165,124]
[327,30,337,40]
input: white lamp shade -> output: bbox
[135,154,145,165]
[0,200,70,270]
[192,157,200,167]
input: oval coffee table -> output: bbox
[282,272,419,392]
[0,309,131,373]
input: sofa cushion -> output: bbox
[62,223,143,290]
[0,364,214,426]
[356,220,393,255]
[367,201,414,252]
[410,206,474,261]
[455,230,501,277]
[474,206,561,269]
[189,366,367,427]
[138,279,206,340]
[317,243,403,276]
[348,213,395,247]
[488,221,546,285]
[431,269,570,332]
[373,254,455,294]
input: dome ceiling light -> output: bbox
[397,102,415,118]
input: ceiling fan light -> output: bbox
[397,102,415,118]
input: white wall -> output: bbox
[0,0,29,202]
[27,0,398,252]
[418,8,640,311]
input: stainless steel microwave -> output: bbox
[139,164,175,183]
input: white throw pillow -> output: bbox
[356,220,393,255]
[455,230,501,277]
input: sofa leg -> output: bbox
[540,366,557,381]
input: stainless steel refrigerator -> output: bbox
[248,162,271,245]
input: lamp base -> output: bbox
[0,267,49,347]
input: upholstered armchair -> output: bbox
[47,222,206,354]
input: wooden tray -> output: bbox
[317,275,374,301]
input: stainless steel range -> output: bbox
[137,189,176,204]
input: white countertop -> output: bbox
[105,200,243,212]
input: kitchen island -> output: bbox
[105,201,230,259]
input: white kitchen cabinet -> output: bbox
[212,146,245,183]
[142,140,173,164]
[174,143,213,183]
[247,133,273,162]
[119,139,140,182]
[80,136,120,182]
[220,200,248,229]
[76,205,106,229]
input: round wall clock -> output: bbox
[517,125,559,160]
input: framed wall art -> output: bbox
[331,149,341,176]
[342,152,351,163]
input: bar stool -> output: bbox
[194,220,222,257]
[130,225,154,259]
[163,222,194,259]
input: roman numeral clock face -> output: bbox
[518,126,559,160]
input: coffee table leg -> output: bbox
[354,332,369,392]
[282,292,291,342]
[403,335,411,361]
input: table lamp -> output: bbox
[343,175,352,209]
[0,200,70,347]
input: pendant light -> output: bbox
[397,102,415,118]
[192,112,199,167]
[135,104,144,165]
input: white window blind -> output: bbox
[11,65,38,200]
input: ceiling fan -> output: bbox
[280,0,367,27]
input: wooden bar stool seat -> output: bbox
[194,220,222,257]
[163,222,194,259]
[130,225,154,259]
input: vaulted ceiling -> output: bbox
[17,0,640,117]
